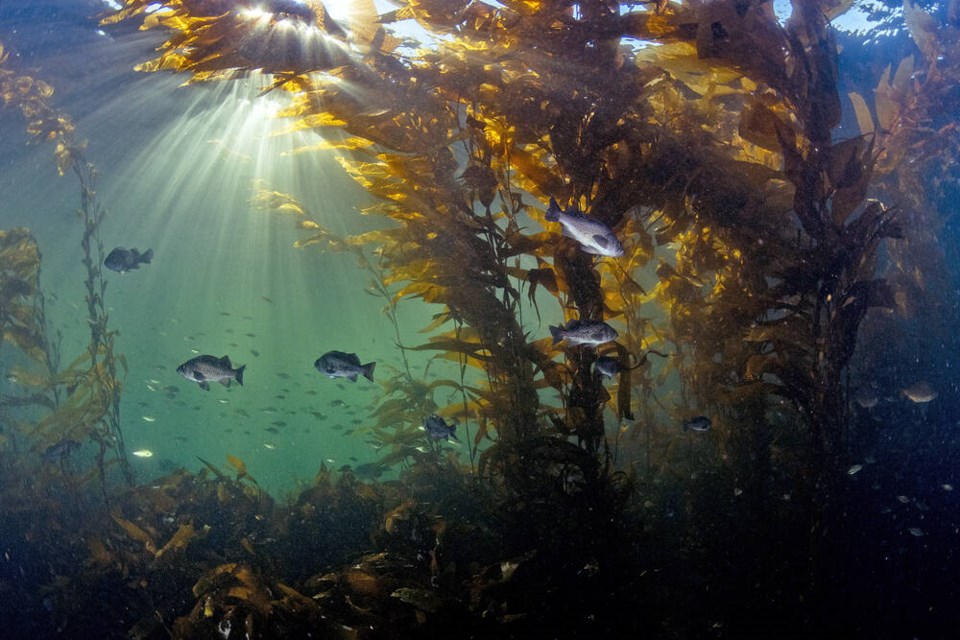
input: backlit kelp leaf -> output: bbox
[847,92,874,136]
[903,0,940,63]
[874,57,914,132]
[226,454,248,480]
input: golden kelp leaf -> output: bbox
[847,92,874,135]
[112,515,158,555]
[278,112,348,133]
[155,521,195,559]
[192,562,240,597]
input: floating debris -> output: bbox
[131,449,154,458]
[141,416,157,423]
[907,527,924,537]
[847,464,863,476]
[896,495,910,504]
[943,484,954,491]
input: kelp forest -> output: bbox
[2,0,960,638]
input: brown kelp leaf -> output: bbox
[112,515,158,555]
[847,92,874,135]
[155,521,195,559]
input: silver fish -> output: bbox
[549,319,618,347]
[104,247,153,272]
[682,416,712,432]
[544,197,624,257]
[423,414,459,441]
[594,355,621,378]
[177,355,245,391]
[314,350,376,382]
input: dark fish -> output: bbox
[176,355,245,391]
[544,197,624,257]
[594,355,620,378]
[42,438,81,462]
[549,319,618,347]
[315,350,376,382]
[354,462,388,480]
[423,414,459,441]
[682,416,712,432]
[104,247,153,272]
[251,349,261,357]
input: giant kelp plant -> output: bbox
[1,1,957,638]
[0,40,132,499]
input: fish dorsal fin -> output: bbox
[347,353,361,365]
[219,356,232,368]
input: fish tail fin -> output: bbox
[545,197,561,222]
[549,325,563,345]
[235,365,245,386]
[362,362,376,382]
[141,249,154,264]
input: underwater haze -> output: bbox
[2,1,960,638]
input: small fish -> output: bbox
[847,464,863,476]
[42,439,81,462]
[422,414,459,441]
[902,381,937,403]
[263,442,277,450]
[852,386,879,409]
[142,416,157,423]
[682,416,712,432]
[943,484,954,491]
[544,197,624,257]
[594,355,621,378]
[896,495,910,504]
[104,247,153,272]
[907,527,924,537]
[176,354,245,391]
[131,449,154,458]
[250,349,261,357]
[314,350,376,382]
[549,319,618,347]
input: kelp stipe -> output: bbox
[0,40,132,498]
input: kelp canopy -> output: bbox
[100,0,925,471]
[2,0,959,638]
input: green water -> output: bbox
[0,59,451,495]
